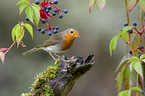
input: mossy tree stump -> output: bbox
[22,54,95,96]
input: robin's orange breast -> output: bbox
[61,39,74,51]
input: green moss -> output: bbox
[21,60,60,96]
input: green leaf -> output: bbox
[137,7,145,24]
[31,3,41,10]
[130,60,138,72]
[129,87,143,92]
[26,6,34,23]
[97,0,106,12]
[15,25,25,47]
[32,6,40,27]
[17,0,29,5]
[123,26,133,31]
[19,4,28,15]
[110,34,119,56]
[132,34,140,56]
[89,0,97,13]
[0,52,5,66]
[139,0,145,12]
[117,90,130,96]
[129,56,139,62]
[120,30,128,42]
[142,59,145,62]
[140,54,145,60]
[127,0,137,13]
[116,55,130,73]
[134,61,143,79]
[25,23,33,39]
[12,24,20,41]
[116,72,123,92]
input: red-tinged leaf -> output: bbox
[139,0,145,12]
[89,0,97,13]
[44,12,51,19]
[47,13,53,18]
[123,65,130,90]
[127,0,137,13]
[0,48,8,52]
[97,0,106,12]
[0,52,5,66]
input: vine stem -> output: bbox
[4,20,27,55]
[125,0,138,96]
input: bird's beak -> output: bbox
[75,35,80,38]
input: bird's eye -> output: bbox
[71,31,73,33]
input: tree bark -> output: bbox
[48,54,95,96]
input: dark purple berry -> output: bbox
[140,46,144,49]
[55,26,59,30]
[133,23,137,26]
[35,0,39,5]
[52,12,56,16]
[129,29,133,34]
[37,27,41,31]
[42,19,46,24]
[129,50,132,54]
[25,17,29,21]
[124,23,128,27]
[48,32,52,36]
[64,10,68,14]
[120,29,123,31]
[59,14,63,19]
[42,6,46,11]
[53,0,58,4]
[53,29,58,34]
[46,9,49,13]
[41,29,45,34]
[54,9,58,12]
[139,54,142,58]
[47,6,51,10]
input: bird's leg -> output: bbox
[49,52,57,60]
[53,53,60,58]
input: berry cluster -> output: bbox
[34,0,68,36]
[121,22,144,57]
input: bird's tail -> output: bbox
[23,47,41,55]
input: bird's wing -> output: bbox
[37,33,64,48]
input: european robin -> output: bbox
[23,28,80,60]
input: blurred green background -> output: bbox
[0,0,140,96]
